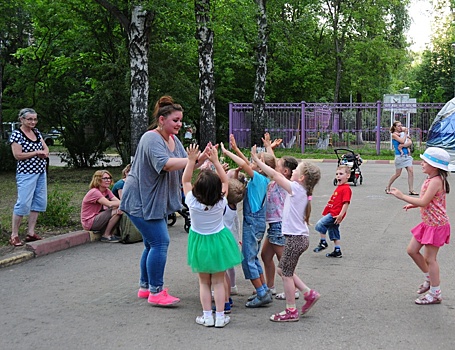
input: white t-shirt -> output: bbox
[223,204,240,241]
[185,191,227,235]
[282,181,309,236]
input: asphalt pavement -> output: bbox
[1,161,455,350]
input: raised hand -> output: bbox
[229,134,238,150]
[207,145,219,163]
[186,143,200,163]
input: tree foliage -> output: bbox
[1,0,442,161]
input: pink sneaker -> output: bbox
[137,289,150,299]
[147,288,180,306]
[301,289,320,315]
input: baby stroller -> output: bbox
[167,191,191,233]
[333,148,363,186]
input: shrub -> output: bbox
[0,142,16,172]
[39,187,76,227]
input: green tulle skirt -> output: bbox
[187,227,242,274]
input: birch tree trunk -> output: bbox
[129,5,152,158]
[252,0,267,147]
[93,0,152,159]
[195,0,216,148]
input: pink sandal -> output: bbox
[416,281,430,294]
[415,292,442,305]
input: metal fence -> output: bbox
[228,101,446,154]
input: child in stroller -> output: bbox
[333,148,363,186]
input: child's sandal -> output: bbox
[415,292,441,305]
[417,282,430,294]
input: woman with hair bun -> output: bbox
[120,96,208,306]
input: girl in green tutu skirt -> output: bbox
[183,144,242,328]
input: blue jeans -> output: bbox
[241,194,266,280]
[14,172,47,216]
[127,214,169,293]
[315,213,341,241]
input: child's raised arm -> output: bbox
[207,145,229,196]
[251,145,292,194]
[229,134,250,165]
[182,144,201,196]
[220,141,254,178]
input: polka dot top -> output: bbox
[9,128,47,174]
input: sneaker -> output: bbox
[147,288,180,306]
[230,285,239,295]
[137,288,150,299]
[100,235,120,243]
[269,286,277,295]
[245,292,273,308]
[326,249,342,258]
[229,297,233,306]
[313,240,328,252]
[215,315,230,328]
[301,289,320,315]
[196,315,215,327]
[415,292,442,305]
[212,302,231,314]
[270,308,299,322]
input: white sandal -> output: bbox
[275,291,300,300]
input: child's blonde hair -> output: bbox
[227,178,246,205]
[258,152,276,172]
[296,162,321,224]
[337,165,350,175]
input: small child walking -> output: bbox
[251,145,321,322]
[183,144,242,327]
[313,165,352,258]
[389,147,451,305]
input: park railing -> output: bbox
[229,101,446,154]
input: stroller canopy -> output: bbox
[427,97,455,151]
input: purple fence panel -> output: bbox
[229,102,446,154]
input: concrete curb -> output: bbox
[0,230,99,268]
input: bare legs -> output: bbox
[102,210,122,239]
[11,211,40,238]
[387,168,403,192]
[387,165,414,193]
[199,272,225,312]
[407,237,440,287]
[261,239,283,289]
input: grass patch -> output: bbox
[0,166,123,246]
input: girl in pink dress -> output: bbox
[389,147,451,305]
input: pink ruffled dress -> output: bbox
[411,177,450,247]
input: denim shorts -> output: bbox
[14,172,47,216]
[315,213,341,241]
[267,221,285,246]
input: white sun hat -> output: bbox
[420,147,450,171]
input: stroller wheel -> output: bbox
[353,177,357,186]
[333,179,338,186]
[360,174,363,185]
[184,223,190,233]
[167,213,177,226]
